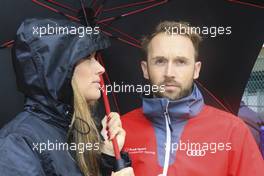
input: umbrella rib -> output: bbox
[91,0,97,8]
[122,0,168,18]
[97,0,168,24]
[94,0,106,17]
[79,0,89,26]
[32,0,80,22]
[45,0,79,13]
[103,0,156,12]
[227,0,264,9]
[100,29,141,48]
[117,38,142,49]
[100,22,141,44]
[195,80,233,113]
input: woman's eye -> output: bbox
[87,55,92,60]
[82,55,91,61]
[86,53,96,61]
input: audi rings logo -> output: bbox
[186,149,206,156]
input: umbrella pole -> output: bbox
[98,54,126,171]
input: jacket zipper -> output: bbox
[162,100,172,176]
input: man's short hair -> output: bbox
[141,21,202,61]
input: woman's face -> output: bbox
[73,52,105,101]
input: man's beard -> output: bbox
[151,77,194,101]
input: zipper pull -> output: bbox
[167,115,173,132]
[164,101,173,132]
[164,105,173,132]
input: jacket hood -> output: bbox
[12,18,110,128]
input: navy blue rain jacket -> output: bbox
[0,18,112,175]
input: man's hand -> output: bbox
[101,112,126,156]
[111,167,135,176]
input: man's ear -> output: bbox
[141,60,149,79]
[193,61,201,79]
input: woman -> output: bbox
[0,18,134,176]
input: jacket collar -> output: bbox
[142,84,204,125]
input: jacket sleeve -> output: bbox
[0,133,45,176]
[228,120,264,176]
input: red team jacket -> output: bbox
[121,105,264,176]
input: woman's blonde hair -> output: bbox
[68,78,101,176]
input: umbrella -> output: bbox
[0,0,264,138]
[0,0,170,122]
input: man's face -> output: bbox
[141,33,201,100]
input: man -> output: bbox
[121,21,264,176]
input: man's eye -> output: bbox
[176,59,186,65]
[155,59,166,65]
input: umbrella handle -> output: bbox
[99,75,126,171]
